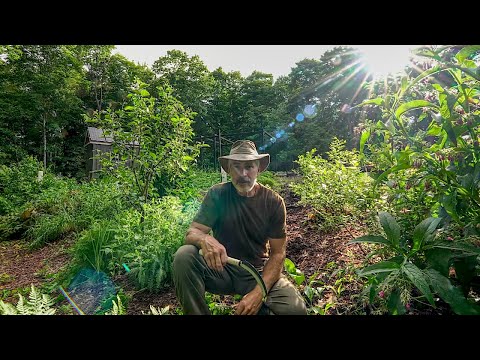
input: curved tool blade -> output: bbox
[199,249,268,301]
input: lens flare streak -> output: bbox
[59,286,85,315]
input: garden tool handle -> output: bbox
[198,248,267,302]
[199,249,240,266]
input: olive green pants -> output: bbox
[172,244,307,315]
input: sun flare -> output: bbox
[354,45,416,79]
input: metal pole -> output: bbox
[200,135,203,169]
[213,134,217,171]
[219,129,227,182]
[219,129,222,158]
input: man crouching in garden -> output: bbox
[173,140,307,315]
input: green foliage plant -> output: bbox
[284,258,331,314]
[104,295,126,315]
[75,196,199,292]
[204,292,235,315]
[84,79,203,217]
[349,211,480,315]
[0,284,56,315]
[25,175,125,249]
[290,138,376,231]
[143,305,172,315]
[167,167,220,202]
[72,220,116,272]
[357,45,480,237]
[257,170,280,191]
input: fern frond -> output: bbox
[25,285,55,315]
[0,285,56,315]
[16,294,28,314]
[147,305,170,315]
[105,295,125,315]
[0,300,18,315]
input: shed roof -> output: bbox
[86,127,114,145]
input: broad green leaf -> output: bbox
[412,217,442,251]
[358,261,401,276]
[453,255,477,293]
[395,100,438,119]
[357,98,384,107]
[438,92,451,119]
[348,235,391,247]
[425,248,452,277]
[375,120,389,130]
[442,116,458,146]
[378,212,400,247]
[455,46,480,66]
[425,269,480,315]
[401,65,444,96]
[432,241,480,255]
[292,272,305,286]
[432,83,445,93]
[304,286,314,301]
[359,129,370,156]
[284,258,297,275]
[440,193,459,222]
[387,290,406,315]
[283,258,305,285]
[402,262,434,306]
[462,59,477,69]
[374,163,411,186]
[426,122,442,136]
[394,148,413,164]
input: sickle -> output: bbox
[199,249,268,302]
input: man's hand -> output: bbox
[200,234,228,271]
[234,285,264,315]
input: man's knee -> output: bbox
[173,244,199,273]
[266,277,307,315]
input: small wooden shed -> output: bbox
[85,127,141,179]
[85,127,114,179]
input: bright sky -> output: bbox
[114,45,417,80]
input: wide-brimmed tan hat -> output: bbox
[219,140,270,173]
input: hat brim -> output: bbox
[219,154,270,173]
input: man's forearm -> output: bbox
[185,228,208,248]
[261,252,284,292]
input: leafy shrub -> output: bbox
[116,196,199,291]
[72,196,200,292]
[290,138,376,231]
[257,171,280,191]
[349,211,480,315]
[26,176,126,248]
[358,46,480,237]
[72,220,116,272]
[0,156,57,216]
[167,167,220,202]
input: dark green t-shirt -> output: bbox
[194,182,287,268]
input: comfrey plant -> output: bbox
[349,212,480,315]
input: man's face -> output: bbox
[228,160,259,194]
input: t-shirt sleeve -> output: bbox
[266,197,287,239]
[193,187,217,229]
